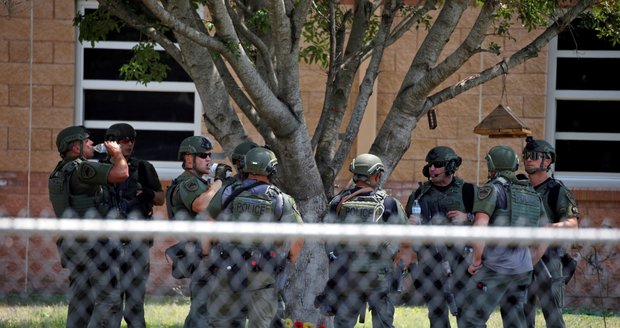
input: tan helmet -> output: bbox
[349,154,384,176]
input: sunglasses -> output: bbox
[523,151,548,160]
[429,161,446,168]
[195,152,212,159]
[118,137,136,144]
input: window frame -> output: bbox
[546,37,620,188]
[75,0,201,179]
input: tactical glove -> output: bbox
[214,163,233,181]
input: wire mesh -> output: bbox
[1,218,619,327]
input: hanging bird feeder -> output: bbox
[473,104,531,138]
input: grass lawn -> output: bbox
[0,295,618,327]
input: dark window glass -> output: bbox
[556,100,620,133]
[84,49,190,82]
[556,58,620,90]
[88,128,193,162]
[84,90,194,123]
[555,140,620,173]
[557,19,620,51]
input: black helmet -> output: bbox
[486,146,519,172]
[244,147,278,176]
[349,154,384,176]
[105,123,137,141]
[523,136,556,163]
[423,146,462,177]
[56,126,89,154]
[178,136,213,160]
[232,140,259,166]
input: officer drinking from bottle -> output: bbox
[49,125,128,327]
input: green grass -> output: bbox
[0,295,618,328]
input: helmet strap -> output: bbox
[78,140,85,159]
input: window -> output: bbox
[546,20,620,188]
[76,1,202,179]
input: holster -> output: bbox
[164,240,202,279]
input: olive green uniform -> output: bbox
[460,172,548,328]
[205,179,302,328]
[404,177,475,328]
[524,178,579,328]
[166,171,211,328]
[49,157,121,328]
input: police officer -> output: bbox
[404,146,476,327]
[48,125,128,328]
[205,147,303,328]
[102,123,164,328]
[228,140,286,328]
[166,135,217,328]
[522,137,579,328]
[460,146,548,328]
[317,154,410,328]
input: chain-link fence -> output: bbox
[1,218,619,327]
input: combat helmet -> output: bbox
[232,140,259,166]
[486,146,519,172]
[523,136,556,163]
[424,146,462,177]
[349,154,384,176]
[56,126,89,154]
[244,147,278,176]
[178,136,213,160]
[105,123,137,141]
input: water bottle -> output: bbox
[93,143,107,153]
[409,200,422,225]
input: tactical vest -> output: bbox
[336,189,393,272]
[337,189,386,224]
[414,178,473,225]
[48,159,113,218]
[116,158,149,218]
[490,177,541,227]
[165,174,193,220]
[228,182,283,222]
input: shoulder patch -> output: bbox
[477,186,493,200]
[184,180,199,192]
[79,162,97,180]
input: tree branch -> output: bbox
[428,0,500,86]
[225,1,278,91]
[425,0,596,118]
[332,0,399,178]
[138,0,299,137]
